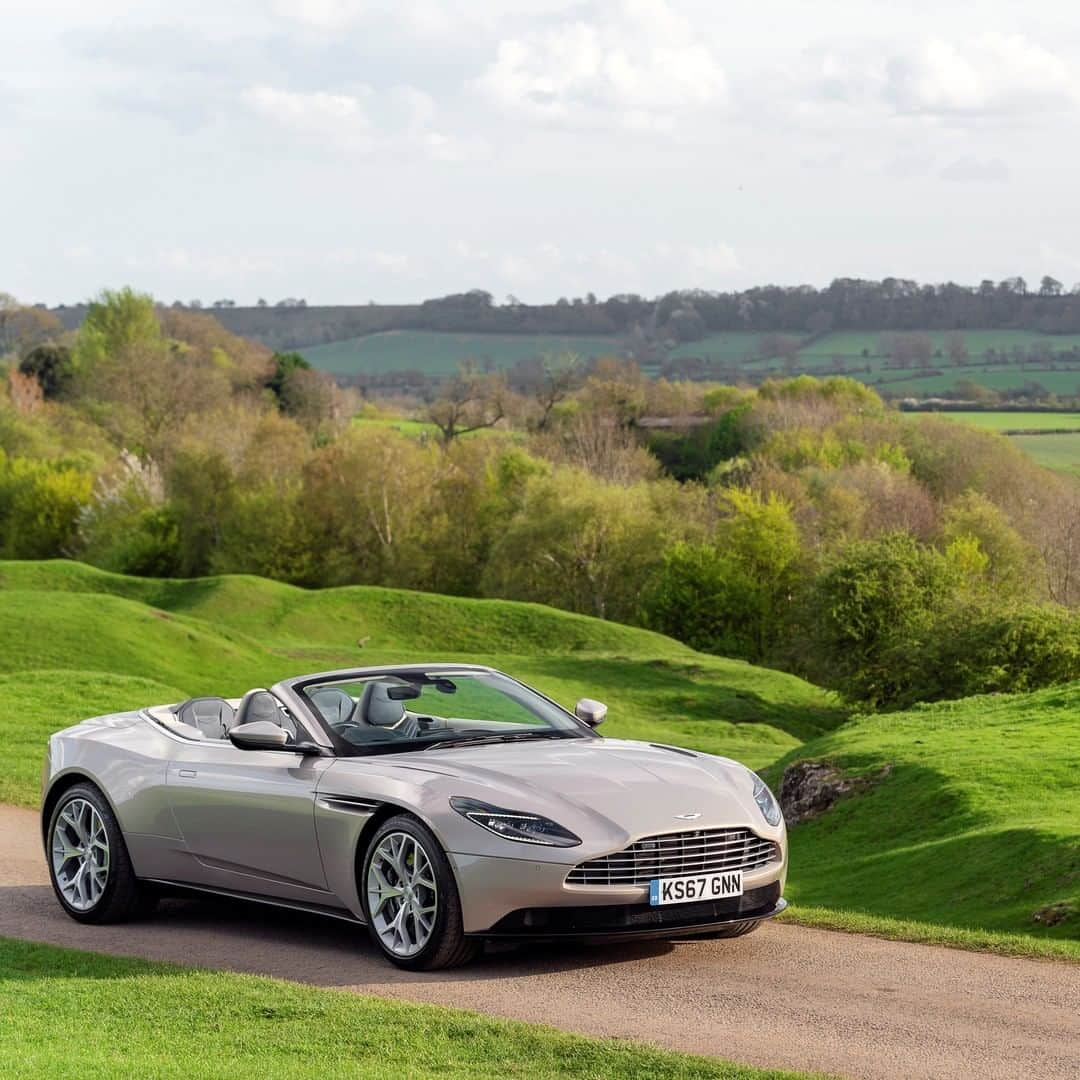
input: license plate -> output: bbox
[649,870,743,906]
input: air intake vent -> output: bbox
[566,828,779,886]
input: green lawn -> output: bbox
[301,331,625,377]
[764,685,1080,958]
[0,938,811,1080]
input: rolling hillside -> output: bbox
[0,560,841,807]
[300,331,625,376]
[766,687,1080,953]
[298,325,1080,398]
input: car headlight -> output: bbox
[751,773,783,827]
[450,797,582,847]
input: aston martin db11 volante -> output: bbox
[42,665,788,969]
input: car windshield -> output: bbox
[299,671,590,755]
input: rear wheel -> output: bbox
[361,814,479,970]
[47,782,157,924]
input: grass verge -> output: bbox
[0,937,817,1080]
[779,906,1079,962]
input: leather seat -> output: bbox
[308,687,354,728]
[234,689,298,740]
[175,697,237,740]
[358,681,420,737]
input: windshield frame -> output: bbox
[280,664,600,757]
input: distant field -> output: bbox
[873,368,1080,396]
[1009,433,1080,475]
[301,331,626,376]
[302,327,1080,394]
[668,332,772,362]
[941,412,1080,475]
[802,329,1080,359]
[942,411,1080,431]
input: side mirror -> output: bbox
[228,720,290,751]
[575,698,607,728]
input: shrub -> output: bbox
[0,451,94,558]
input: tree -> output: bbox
[481,468,677,621]
[945,332,968,366]
[805,533,960,707]
[278,366,340,435]
[1040,276,1064,297]
[0,294,62,355]
[522,353,580,431]
[79,340,230,463]
[266,351,312,401]
[427,366,506,443]
[71,288,160,373]
[643,489,801,660]
[19,343,74,399]
[293,427,440,586]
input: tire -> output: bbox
[360,814,480,971]
[46,782,158,925]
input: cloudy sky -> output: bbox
[5,1,1080,305]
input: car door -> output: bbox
[165,727,333,903]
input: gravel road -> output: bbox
[2,804,1077,1080]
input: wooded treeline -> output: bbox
[45,276,1080,352]
[8,289,1080,713]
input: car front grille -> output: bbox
[566,827,780,886]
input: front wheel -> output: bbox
[361,814,479,970]
[46,782,157,924]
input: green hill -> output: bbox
[765,686,1080,955]
[0,560,840,805]
[301,331,625,377]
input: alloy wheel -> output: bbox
[366,831,438,957]
[51,798,109,912]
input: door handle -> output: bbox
[178,769,197,778]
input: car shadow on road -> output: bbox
[0,884,682,987]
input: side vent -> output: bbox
[316,795,380,815]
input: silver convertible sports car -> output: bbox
[42,665,788,969]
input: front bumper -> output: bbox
[479,882,785,942]
[449,849,787,936]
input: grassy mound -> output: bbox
[0,561,841,807]
[0,672,185,808]
[0,938,811,1080]
[766,685,1080,954]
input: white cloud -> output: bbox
[655,241,740,278]
[241,83,368,126]
[371,251,412,275]
[939,156,1010,183]
[476,0,726,130]
[888,33,1077,115]
[814,33,1078,119]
